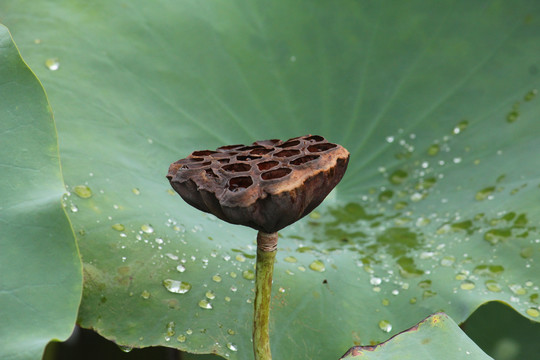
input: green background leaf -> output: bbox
[0,25,81,360]
[2,1,540,359]
[464,301,540,360]
[339,313,492,359]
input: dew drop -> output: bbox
[226,343,238,352]
[460,280,476,290]
[526,307,540,317]
[473,264,504,277]
[389,169,408,185]
[298,266,306,272]
[242,270,255,280]
[484,228,511,245]
[176,264,186,273]
[284,256,297,263]
[141,290,151,299]
[212,274,222,282]
[509,284,527,295]
[416,217,430,227]
[227,329,236,335]
[278,287,286,293]
[118,345,133,353]
[198,299,213,309]
[520,247,534,259]
[163,279,191,294]
[455,271,468,281]
[235,254,246,262]
[177,335,186,343]
[410,192,424,202]
[309,260,325,272]
[427,144,440,156]
[132,188,141,195]
[73,185,92,198]
[378,320,392,333]
[440,256,456,267]
[186,328,193,335]
[370,277,382,286]
[381,298,390,306]
[475,186,495,201]
[165,253,179,260]
[141,224,154,234]
[485,280,502,292]
[452,120,469,134]
[45,58,60,71]
[166,321,176,337]
[506,110,519,123]
[112,223,125,231]
[225,296,231,302]
[205,290,216,300]
[378,190,394,202]
[69,203,79,213]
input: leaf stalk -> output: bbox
[253,231,278,360]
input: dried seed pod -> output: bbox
[167,135,349,233]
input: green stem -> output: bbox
[253,232,277,360]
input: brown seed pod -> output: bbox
[166,135,349,233]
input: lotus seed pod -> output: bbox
[166,135,349,233]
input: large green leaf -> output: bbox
[0,25,82,360]
[2,1,540,359]
[339,313,492,359]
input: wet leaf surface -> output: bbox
[340,313,492,359]
[2,1,540,359]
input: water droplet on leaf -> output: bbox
[242,270,255,280]
[198,299,213,309]
[112,223,125,231]
[378,320,392,333]
[73,185,92,198]
[524,89,538,101]
[309,260,325,272]
[166,321,176,337]
[485,280,502,292]
[475,186,495,201]
[427,144,440,156]
[141,224,154,234]
[45,58,60,71]
[460,280,476,290]
[163,279,191,294]
[389,169,408,185]
[118,345,133,353]
[526,307,540,317]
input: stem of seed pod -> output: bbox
[253,231,278,360]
